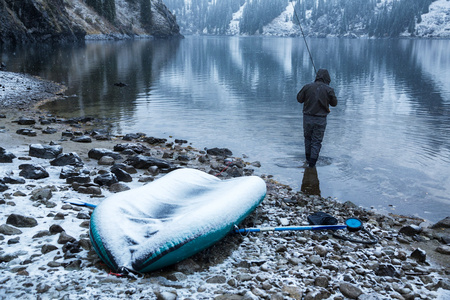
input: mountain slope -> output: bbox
[0,0,182,44]
[166,0,450,38]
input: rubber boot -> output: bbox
[309,158,317,168]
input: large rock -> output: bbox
[50,152,83,167]
[94,172,118,186]
[6,214,38,227]
[88,148,122,160]
[29,144,63,159]
[125,155,174,170]
[206,147,233,157]
[19,164,49,179]
[431,217,450,229]
[0,147,16,163]
[113,143,149,154]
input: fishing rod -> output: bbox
[292,1,317,75]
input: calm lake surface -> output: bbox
[2,36,449,222]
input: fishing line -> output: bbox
[292,1,317,75]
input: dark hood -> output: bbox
[315,69,331,85]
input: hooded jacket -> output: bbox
[297,69,338,117]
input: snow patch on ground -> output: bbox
[263,3,297,36]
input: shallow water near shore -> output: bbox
[2,36,449,222]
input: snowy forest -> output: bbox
[164,0,438,37]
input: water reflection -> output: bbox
[2,37,449,222]
[301,167,321,197]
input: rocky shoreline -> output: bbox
[0,72,449,299]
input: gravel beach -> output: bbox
[0,71,449,299]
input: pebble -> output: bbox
[0,110,448,299]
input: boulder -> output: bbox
[110,166,133,182]
[17,117,36,125]
[29,144,63,159]
[6,214,38,227]
[431,217,450,229]
[125,154,174,170]
[50,153,83,167]
[19,164,49,179]
[16,128,37,136]
[113,143,149,154]
[2,176,26,184]
[71,136,92,143]
[88,148,122,160]
[206,147,233,157]
[94,172,118,186]
[0,147,16,163]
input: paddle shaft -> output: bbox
[235,224,347,234]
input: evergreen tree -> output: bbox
[141,0,152,29]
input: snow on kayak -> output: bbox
[89,168,266,273]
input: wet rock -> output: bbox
[6,214,38,227]
[94,172,118,186]
[126,154,174,170]
[206,147,233,157]
[19,164,49,179]
[339,282,363,299]
[59,166,81,179]
[110,166,132,182]
[16,128,37,136]
[0,224,23,235]
[50,152,83,167]
[0,147,16,163]
[71,135,92,143]
[410,248,426,263]
[42,127,57,134]
[122,133,146,141]
[431,217,450,229]
[88,148,122,160]
[399,225,422,236]
[113,143,149,154]
[141,136,167,144]
[29,144,63,159]
[15,117,35,125]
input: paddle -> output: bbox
[64,199,97,208]
[234,218,378,244]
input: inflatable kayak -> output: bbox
[89,168,266,273]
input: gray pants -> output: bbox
[303,114,327,163]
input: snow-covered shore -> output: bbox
[1,72,449,299]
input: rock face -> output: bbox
[0,0,85,44]
[0,0,182,44]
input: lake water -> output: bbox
[2,36,449,222]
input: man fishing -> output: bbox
[297,69,338,168]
